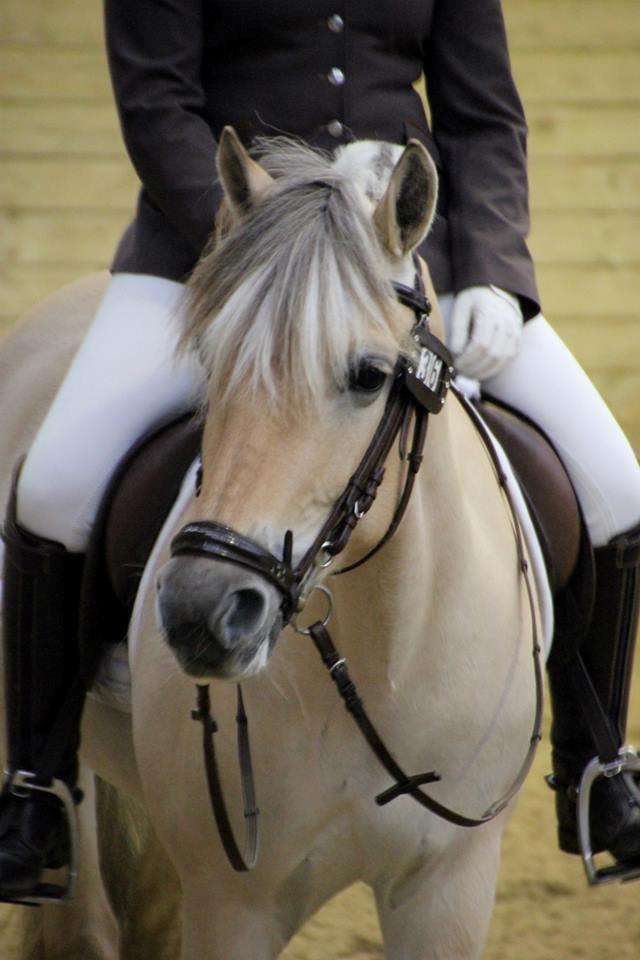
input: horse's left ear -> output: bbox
[373,140,438,259]
[217,126,274,219]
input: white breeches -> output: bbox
[440,295,640,547]
[16,280,640,553]
[17,274,204,552]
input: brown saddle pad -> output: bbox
[103,414,202,612]
[85,399,580,652]
[78,413,201,681]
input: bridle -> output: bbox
[171,268,544,871]
[172,276,450,620]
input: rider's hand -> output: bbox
[448,285,523,380]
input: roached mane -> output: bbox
[182,139,403,414]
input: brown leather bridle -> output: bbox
[171,273,543,871]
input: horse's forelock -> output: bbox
[182,140,400,415]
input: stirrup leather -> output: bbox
[1,770,78,904]
[577,747,640,886]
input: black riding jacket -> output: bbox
[105,0,539,316]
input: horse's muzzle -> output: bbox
[156,556,283,678]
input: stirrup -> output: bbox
[577,747,640,886]
[0,770,78,905]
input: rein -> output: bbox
[174,272,543,869]
[310,393,544,827]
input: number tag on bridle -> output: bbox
[404,325,453,414]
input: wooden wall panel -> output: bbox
[529,159,640,211]
[5,212,126,265]
[0,103,131,157]
[506,0,640,49]
[531,212,640,264]
[527,105,640,158]
[0,49,111,100]
[0,159,135,210]
[0,2,130,331]
[503,0,640,452]
[0,0,103,46]
[515,51,640,104]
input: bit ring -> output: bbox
[292,585,334,636]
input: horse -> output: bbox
[0,129,545,959]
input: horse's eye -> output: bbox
[348,362,387,394]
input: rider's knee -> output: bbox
[15,448,92,551]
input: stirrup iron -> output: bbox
[1,770,78,904]
[577,747,640,886]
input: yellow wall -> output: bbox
[506,0,640,450]
[1,0,638,446]
[0,0,136,326]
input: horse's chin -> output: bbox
[169,620,281,682]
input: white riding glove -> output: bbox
[448,285,524,381]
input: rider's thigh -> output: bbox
[17,273,204,552]
[483,315,640,547]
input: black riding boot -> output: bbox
[0,472,84,901]
[547,520,640,876]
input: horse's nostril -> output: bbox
[212,587,269,647]
[228,589,266,629]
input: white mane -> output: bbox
[183,139,407,415]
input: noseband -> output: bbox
[170,270,543,871]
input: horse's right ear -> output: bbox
[373,140,438,259]
[217,126,274,219]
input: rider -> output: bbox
[1,0,639,899]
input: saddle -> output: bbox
[478,397,581,594]
[81,397,581,664]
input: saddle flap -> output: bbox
[78,414,202,681]
[478,398,581,594]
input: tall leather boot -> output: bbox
[547,520,640,873]
[0,470,84,901]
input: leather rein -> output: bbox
[172,273,544,871]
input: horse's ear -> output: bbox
[217,126,274,218]
[373,140,438,259]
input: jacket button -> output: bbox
[327,14,344,33]
[328,120,344,138]
[328,67,345,86]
